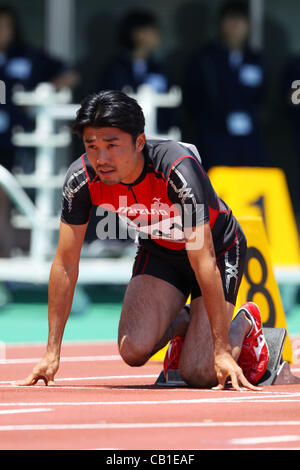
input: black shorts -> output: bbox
[131,226,247,306]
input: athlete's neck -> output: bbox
[120,151,145,185]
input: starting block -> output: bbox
[259,328,300,385]
[155,327,300,387]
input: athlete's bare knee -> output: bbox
[118,334,151,367]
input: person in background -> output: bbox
[0,4,80,172]
[0,5,80,256]
[98,10,167,94]
[93,10,179,251]
[184,0,268,170]
[97,9,177,134]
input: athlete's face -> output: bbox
[83,127,146,185]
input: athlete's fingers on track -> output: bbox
[16,375,37,386]
[230,373,242,391]
[212,371,262,391]
[239,372,263,391]
[17,374,51,386]
[212,383,224,390]
[212,373,241,391]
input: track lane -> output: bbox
[0,340,300,450]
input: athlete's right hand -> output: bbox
[17,353,60,386]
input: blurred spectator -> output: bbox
[0,5,80,257]
[184,0,268,169]
[97,10,178,134]
[0,4,80,172]
[282,56,300,212]
[89,10,180,251]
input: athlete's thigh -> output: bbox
[118,273,186,352]
[179,297,234,387]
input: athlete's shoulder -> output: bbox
[64,153,96,185]
[61,154,95,225]
[145,138,202,176]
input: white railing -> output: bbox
[126,84,182,141]
[2,83,298,305]
[0,82,182,284]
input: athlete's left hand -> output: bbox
[212,351,262,391]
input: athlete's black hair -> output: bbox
[72,90,145,142]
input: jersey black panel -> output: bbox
[145,139,202,180]
[167,157,210,227]
[60,155,93,225]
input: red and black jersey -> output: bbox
[61,139,239,256]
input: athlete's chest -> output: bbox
[88,172,184,242]
[89,172,174,216]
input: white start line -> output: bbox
[0,420,300,432]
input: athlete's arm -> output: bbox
[185,222,230,351]
[17,221,88,386]
[18,156,92,386]
[185,222,260,391]
[47,221,88,357]
[166,152,259,390]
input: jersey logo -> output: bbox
[225,261,239,292]
[152,197,161,205]
[168,167,197,213]
[62,169,88,212]
[118,213,185,242]
[253,334,266,362]
[224,239,240,293]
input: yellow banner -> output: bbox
[234,216,293,362]
[151,216,293,363]
[208,166,300,266]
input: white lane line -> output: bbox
[0,408,52,415]
[231,447,300,450]
[0,385,159,391]
[2,386,300,395]
[1,420,300,432]
[0,393,300,406]
[0,382,294,395]
[0,355,121,365]
[0,384,300,397]
[0,386,115,390]
[54,374,158,381]
[0,374,158,385]
[230,435,300,445]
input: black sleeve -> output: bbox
[167,157,209,228]
[60,162,92,225]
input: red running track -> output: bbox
[0,339,300,450]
